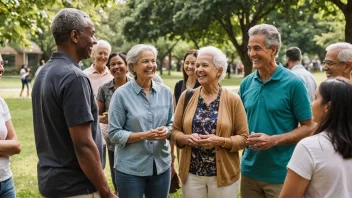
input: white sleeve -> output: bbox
[287,140,314,180]
[0,98,11,121]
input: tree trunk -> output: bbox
[159,56,164,75]
[344,9,352,43]
[168,51,172,75]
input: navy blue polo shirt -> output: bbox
[239,64,312,184]
[32,52,103,197]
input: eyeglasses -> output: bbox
[322,60,345,67]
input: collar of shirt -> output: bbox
[86,64,110,75]
[131,79,160,94]
[50,52,80,69]
[254,62,285,83]
[107,77,131,89]
[291,64,305,71]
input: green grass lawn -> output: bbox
[1,71,327,197]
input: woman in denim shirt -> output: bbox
[108,44,173,198]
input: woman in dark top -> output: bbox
[174,49,200,106]
[96,52,129,196]
[170,49,200,194]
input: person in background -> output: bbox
[0,53,21,198]
[280,77,352,198]
[83,39,113,169]
[285,47,317,102]
[174,49,200,106]
[109,44,173,198]
[323,42,352,80]
[35,60,46,78]
[83,40,113,97]
[171,49,201,193]
[97,52,129,195]
[239,24,314,198]
[172,46,248,198]
[19,64,30,98]
[32,8,116,197]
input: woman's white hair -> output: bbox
[248,24,281,56]
[92,40,111,58]
[326,42,352,62]
[198,46,228,82]
[126,44,158,78]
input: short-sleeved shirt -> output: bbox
[0,97,12,182]
[32,52,103,197]
[108,79,173,176]
[288,132,352,197]
[83,64,113,97]
[239,64,312,184]
[189,87,221,176]
[96,77,130,151]
[291,64,317,103]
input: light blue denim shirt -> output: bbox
[108,79,173,176]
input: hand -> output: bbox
[99,112,108,124]
[178,133,201,147]
[198,134,223,149]
[154,126,169,140]
[246,133,276,151]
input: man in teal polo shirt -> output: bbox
[239,24,315,198]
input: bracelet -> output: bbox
[221,138,227,147]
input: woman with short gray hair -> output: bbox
[172,46,248,198]
[109,44,173,198]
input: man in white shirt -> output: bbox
[286,47,317,102]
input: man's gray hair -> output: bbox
[326,42,352,62]
[248,24,281,56]
[51,8,92,45]
[198,46,228,82]
[126,44,158,78]
[92,40,112,58]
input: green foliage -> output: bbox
[121,0,302,76]
[0,0,111,48]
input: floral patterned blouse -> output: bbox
[189,87,222,176]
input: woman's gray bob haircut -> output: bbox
[198,46,228,82]
[248,24,281,56]
[126,44,158,78]
[51,8,92,45]
[326,42,352,62]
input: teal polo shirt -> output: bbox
[239,64,312,184]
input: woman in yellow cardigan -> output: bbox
[172,46,248,198]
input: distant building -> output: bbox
[0,42,43,69]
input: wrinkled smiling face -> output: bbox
[247,34,275,70]
[323,48,347,78]
[94,47,109,67]
[195,54,222,85]
[76,22,97,60]
[109,55,127,78]
[131,50,156,80]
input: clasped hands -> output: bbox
[246,133,276,151]
[179,133,223,149]
[141,126,170,141]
